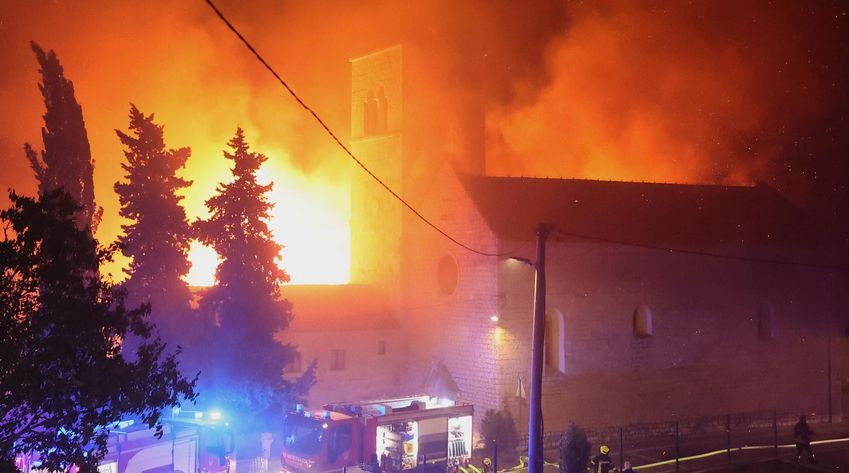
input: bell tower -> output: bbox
[348,44,485,299]
[349,45,404,294]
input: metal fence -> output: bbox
[500,409,837,471]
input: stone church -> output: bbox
[280,45,848,438]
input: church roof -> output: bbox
[283,284,400,332]
[462,175,830,248]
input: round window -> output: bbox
[436,254,459,296]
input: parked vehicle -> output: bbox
[281,395,474,473]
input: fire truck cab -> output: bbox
[281,396,473,473]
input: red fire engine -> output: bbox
[280,396,474,473]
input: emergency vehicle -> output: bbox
[280,395,473,473]
[14,409,233,473]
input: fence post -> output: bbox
[773,409,778,460]
[619,427,624,470]
[675,421,680,473]
[493,439,498,473]
[726,415,731,468]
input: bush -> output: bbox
[559,424,590,473]
[480,409,519,461]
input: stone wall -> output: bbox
[495,238,845,434]
[279,327,406,407]
[399,162,500,434]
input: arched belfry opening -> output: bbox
[363,89,378,135]
[377,85,388,132]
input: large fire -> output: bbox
[127,143,351,287]
[1,0,845,289]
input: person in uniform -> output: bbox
[591,445,614,473]
[793,415,817,464]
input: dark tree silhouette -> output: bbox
[480,409,519,464]
[24,42,102,232]
[559,424,591,473]
[0,190,196,472]
[114,105,194,340]
[194,128,312,431]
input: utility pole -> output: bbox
[529,223,552,473]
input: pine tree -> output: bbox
[114,105,193,339]
[24,42,102,232]
[194,128,311,430]
[0,190,196,471]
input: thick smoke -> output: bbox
[0,0,567,280]
[1,0,846,261]
[487,0,849,198]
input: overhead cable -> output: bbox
[203,0,847,271]
[203,0,502,257]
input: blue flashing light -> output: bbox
[194,411,204,419]
[115,419,134,430]
[323,411,331,420]
[172,406,182,417]
[295,404,304,413]
[304,411,311,417]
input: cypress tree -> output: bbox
[24,42,101,231]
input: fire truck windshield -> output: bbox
[282,415,325,456]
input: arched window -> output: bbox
[633,304,653,338]
[436,253,459,296]
[545,309,566,375]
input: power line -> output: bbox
[552,228,848,271]
[203,0,502,257]
[203,0,848,271]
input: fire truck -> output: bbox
[280,396,473,473]
[15,410,234,473]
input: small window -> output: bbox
[330,349,346,371]
[378,340,387,355]
[758,303,775,340]
[633,304,653,338]
[287,353,303,373]
[544,309,566,375]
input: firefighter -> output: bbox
[793,415,817,464]
[482,457,493,473]
[591,445,614,473]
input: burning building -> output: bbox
[281,44,848,438]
